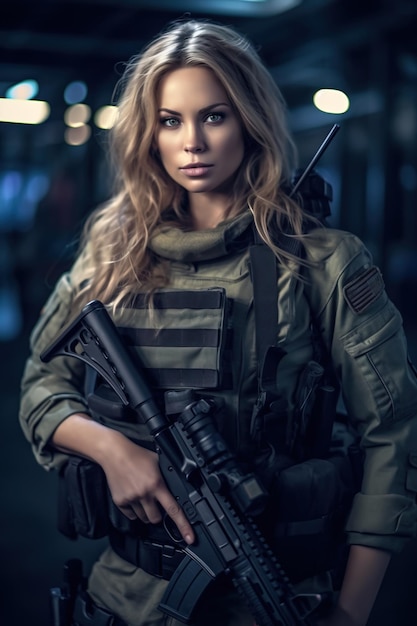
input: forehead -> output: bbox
[157,66,229,107]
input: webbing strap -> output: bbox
[249,226,303,381]
[120,327,220,347]
[118,287,231,389]
[131,290,224,309]
[249,242,279,378]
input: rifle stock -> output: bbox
[41,300,319,626]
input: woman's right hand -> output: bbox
[52,413,195,545]
[99,429,194,544]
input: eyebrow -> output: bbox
[158,102,231,115]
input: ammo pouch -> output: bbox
[58,456,110,540]
[255,426,362,583]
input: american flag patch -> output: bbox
[343,266,385,314]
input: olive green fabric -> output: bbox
[303,227,417,551]
[115,288,231,390]
[19,210,417,623]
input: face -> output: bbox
[154,66,245,201]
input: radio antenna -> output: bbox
[289,124,340,198]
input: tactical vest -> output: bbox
[58,172,362,584]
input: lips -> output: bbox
[180,163,213,177]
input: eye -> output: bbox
[160,116,180,128]
[205,112,225,124]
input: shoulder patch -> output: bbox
[343,266,385,314]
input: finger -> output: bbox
[162,495,194,545]
[118,503,137,520]
[130,503,151,524]
[118,503,149,524]
[140,499,163,525]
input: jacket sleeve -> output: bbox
[305,228,417,553]
[19,272,89,471]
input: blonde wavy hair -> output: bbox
[73,18,312,310]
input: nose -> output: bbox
[184,123,206,153]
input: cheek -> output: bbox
[223,132,245,163]
[155,136,175,168]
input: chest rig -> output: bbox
[85,169,335,458]
[60,168,362,584]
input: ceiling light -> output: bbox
[64,81,88,105]
[313,89,350,115]
[65,124,91,146]
[94,105,118,130]
[0,98,50,124]
[64,103,91,127]
[6,80,39,100]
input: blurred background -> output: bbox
[1,0,417,624]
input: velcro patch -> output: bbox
[343,266,385,314]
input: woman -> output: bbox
[19,18,417,626]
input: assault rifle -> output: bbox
[41,300,320,626]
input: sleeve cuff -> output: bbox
[32,397,90,470]
[345,492,417,552]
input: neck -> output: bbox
[188,193,231,230]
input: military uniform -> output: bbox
[19,210,417,625]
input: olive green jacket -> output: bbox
[19,210,417,554]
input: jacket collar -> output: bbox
[148,210,254,263]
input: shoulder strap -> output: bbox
[249,227,280,377]
[250,222,341,458]
[248,225,301,446]
[249,224,303,391]
[249,166,333,373]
